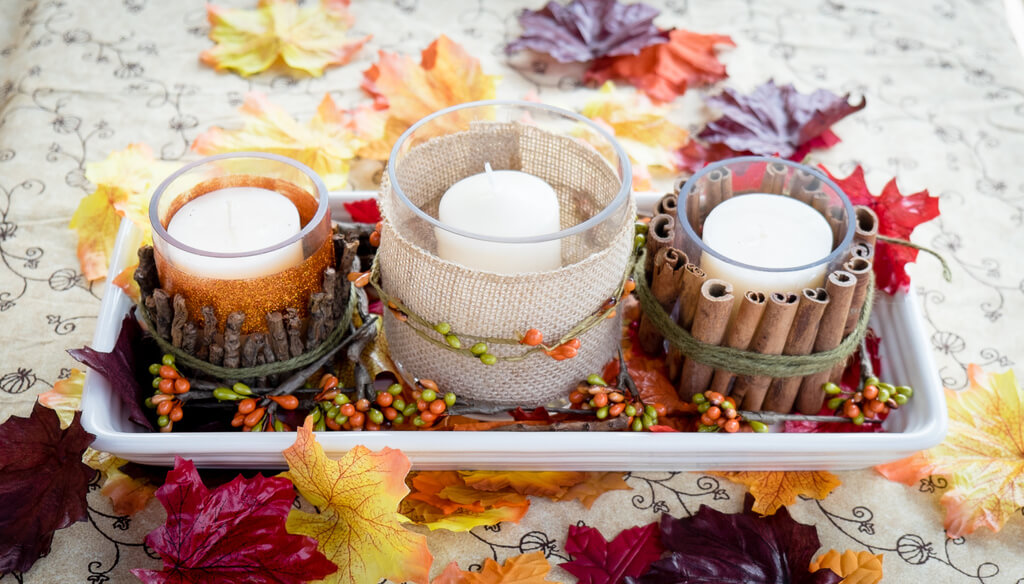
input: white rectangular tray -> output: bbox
[80,192,946,470]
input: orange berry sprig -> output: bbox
[691,391,769,433]
[311,373,456,431]
[822,377,913,425]
[145,354,190,432]
[569,374,667,431]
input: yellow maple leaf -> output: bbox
[70,143,170,281]
[459,470,587,498]
[82,449,158,516]
[580,82,689,191]
[111,260,140,303]
[283,418,432,584]
[192,92,378,190]
[463,552,557,584]
[552,471,631,509]
[201,0,370,77]
[876,364,1024,537]
[38,369,85,429]
[401,471,530,532]
[402,498,529,532]
[713,470,842,515]
[810,549,884,584]
[360,35,498,153]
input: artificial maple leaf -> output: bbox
[69,311,153,430]
[586,28,734,103]
[464,552,558,584]
[343,198,382,223]
[82,449,157,516]
[70,143,168,280]
[459,470,587,498]
[133,457,335,584]
[696,80,865,161]
[402,499,530,532]
[821,165,940,294]
[192,93,375,190]
[432,562,469,584]
[201,0,369,77]
[283,418,432,584]
[809,550,884,584]
[712,471,842,515]
[581,82,689,190]
[361,35,497,144]
[506,0,667,63]
[0,404,95,573]
[561,523,663,584]
[602,346,689,416]
[554,472,632,509]
[636,495,841,584]
[37,368,85,429]
[875,365,1024,537]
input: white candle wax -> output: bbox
[700,194,834,295]
[436,164,561,274]
[165,187,304,279]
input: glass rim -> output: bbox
[148,151,330,259]
[678,156,856,273]
[387,99,633,244]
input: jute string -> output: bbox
[135,284,357,380]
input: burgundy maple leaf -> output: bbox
[561,523,664,584]
[0,404,96,573]
[133,457,337,584]
[506,0,668,63]
[821,165,940,293]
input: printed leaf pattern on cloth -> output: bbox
[561,523,663,584]
[132,457,336,584]
[712,471,842,515]
[875,365,1024,537]
[809,550,884,584]
[0,405,95,574]
[192,92,376,190]
[696,80,866,161]
[201,0,370,77]
[586,29,735,103]
[581,82,689,190]
[465,551,558,584]
[82,449,157,516]
[821,165,940,293]
[283,418,432,584]
[70,143,169,280]
[37,368,85,429]
[634,495,841,584]
[506,0,667,63]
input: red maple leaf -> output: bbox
[0,404,96,573]
[561,523,664,583]
[343,198,382,223]
[133,457,336,584]
[821,165,940,293]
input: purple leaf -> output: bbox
[562,522,663,584]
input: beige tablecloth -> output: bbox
[2,0,1023,581]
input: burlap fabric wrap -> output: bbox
[378,121,635,405]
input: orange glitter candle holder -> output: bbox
[149,152,334,335]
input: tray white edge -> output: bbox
[80,191,948,470]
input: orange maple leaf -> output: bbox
[401,471,530,532]
[82,449,157,516]
[283,418,432,584]
[713,471,842,515]
[810,549,884,584]
[201,0,370,77]
[552,472,632,509]
[585,29,735,103]
[431,562,468,584]
[459,470,586,498]
[111,261,140,303]
[876,364,1024,537]
[37,368,85,429]
[464,552,557,584]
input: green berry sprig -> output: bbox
[691,390,770,433]
[143,353,190,432]
[822,377,913,425]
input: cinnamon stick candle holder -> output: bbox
[377,101,635,406]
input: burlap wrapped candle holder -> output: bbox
[376,101,635,406]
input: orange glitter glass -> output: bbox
[149,152,334,334]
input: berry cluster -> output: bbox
[569,374,666,431]
[144,354,190,432]
[691,391,769,433]
[214,382,299,432]
[823,377,913,425]
[312,375,456,431]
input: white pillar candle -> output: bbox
[165,187,304,279]
[700,194,834,295]
[436,164,561,274]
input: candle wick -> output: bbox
[484,162,498,196]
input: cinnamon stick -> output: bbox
[853,205,878,247]
[841,257,873,336]
[851,241,874,261]
[762,288,829,413]
[708,291,767,395]
[760,161,787,194]
[789,171,819,204]
[796,271,857,414]
[712,166,733,202]
[684,189,701,236]
[644,214,675,276]
[667,263,707,380]
[703,169,725,221]
[655,193,684,250]
[677,279,735,401]
[637,248,688,354]
[732,292,800,411]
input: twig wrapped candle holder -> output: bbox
[638,157,878,415]
[376,101,635,406]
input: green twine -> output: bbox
[137,284,357,380]
[877,234,953,282]
[633,249,875,378]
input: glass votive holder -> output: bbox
[379,100,635,406]
[149,152,333,335]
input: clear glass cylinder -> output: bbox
[149,152,333,334]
